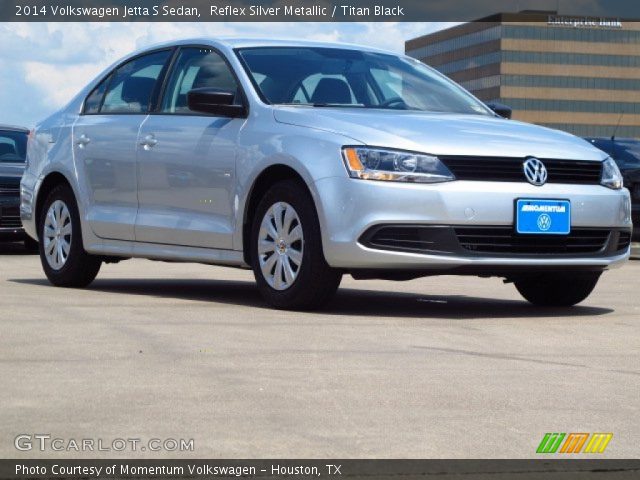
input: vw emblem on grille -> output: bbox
[537,213,552,231]
[523,157,548,186]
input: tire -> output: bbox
[514,272,601,307]
[39,183,101,287]
[250,179,342,310]
[23,236,39,252]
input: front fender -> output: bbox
[233,124,359,252]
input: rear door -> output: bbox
[73,49,172,241]
[135,46,244,248]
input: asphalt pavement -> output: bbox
[1,242,639,459]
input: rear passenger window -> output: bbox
[100,50,171,114]
[161,47,240,114]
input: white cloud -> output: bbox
[23,62,107,107]
[1,22,453,128]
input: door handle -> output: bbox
[140,134,158,149]
[76,134,90,147]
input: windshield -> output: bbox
[0,130,27,163]
[236,47,492,115]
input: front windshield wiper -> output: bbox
[276,103,366,108]
[276,102,418,110]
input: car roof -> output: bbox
[0,125,29,133]
[142,37,395,55]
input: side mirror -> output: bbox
[187,88,247,118]
[486,101,512,119]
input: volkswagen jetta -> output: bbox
[21,39,632,309]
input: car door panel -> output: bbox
[135,117,239,248]
[74,115,143,241]
[134,46,242,249]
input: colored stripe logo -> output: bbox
[537,433,612,454]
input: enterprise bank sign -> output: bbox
[548,15,622,29]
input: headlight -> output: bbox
[342,147,455,183]
[601,157,623,190]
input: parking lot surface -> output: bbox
[1,243,639,458]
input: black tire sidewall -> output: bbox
[515,272,601,307]
[250,180,338,309]
[39,184,99,286]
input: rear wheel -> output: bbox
[39,184,101,287]
[250,180,341,310]
[514,272,601,307]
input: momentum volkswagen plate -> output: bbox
[516,199,571,235]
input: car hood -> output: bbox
[273,107,606,161]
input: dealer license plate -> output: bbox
[516,199,571,235]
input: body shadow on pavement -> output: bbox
[10,277,613,320]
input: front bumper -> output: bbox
[313,177,632,271]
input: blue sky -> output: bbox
[0,22,453,128]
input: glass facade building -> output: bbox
[406,12,640,138]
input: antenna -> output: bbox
[611,112,624,142]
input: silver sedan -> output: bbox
[21,38,632,309]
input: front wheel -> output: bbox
[250,180,342,310]
[39,184,101,287]
[514,272,601,307]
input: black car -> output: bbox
[586,137,640,241]
[0,125,36,249]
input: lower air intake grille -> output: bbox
[617,231,632,251]
[455,227,610,254]
[368,226,435,251]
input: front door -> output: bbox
[135,47,244,249]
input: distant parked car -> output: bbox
[586,137,640,240]
[0,125,36,249]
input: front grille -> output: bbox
[0,204,22,229]
[0,182,20,197]
[0,214,22,229]
[617,231,632,251]
[0,188,19,197]
[455,226,609,254]
[440,156,602,184]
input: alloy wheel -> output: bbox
[43,199,72,270]
[258,201,304,290]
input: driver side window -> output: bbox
[161,47,239,114]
